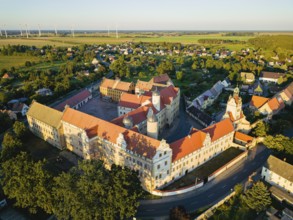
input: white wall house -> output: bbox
[261,155,293,195]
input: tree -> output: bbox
[234,183,243,196]
[241,181,271,213]
[0,132,23,162]
[176,71,184,81]
[191,61,198,70]
[51,160,142,220]
[0,152,52,214]
[264,135,293,155]
[13,121,28,139]
[252,121,269,137]
[169,206,190,220]
[110,56,130,78]
[0,112,13,133]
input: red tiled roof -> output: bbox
[54,90,91,111]
[235,131,253,143]
[118,93,151,109]
[203,118,234,142]
[62,107,160,159]
[151,74,171,84]
[250,95,269,109]
[160,86,179,105]
[267,97,285,113]
[170,119,234,162]
[100,78,133,92]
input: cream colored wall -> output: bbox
[261,167,293,194]
[27,115,63,149]
[170,132,234,183]
[62,121,90,159]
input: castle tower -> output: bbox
[152,89,160,112]
[147,109,158,139]
[223,86,242,121]
[122,115,133,129]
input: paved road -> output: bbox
[136,145,270,219]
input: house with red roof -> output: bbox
[279,82,293,105]
[54,89,92,111]
[259,71,285,84]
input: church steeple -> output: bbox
[233,85,240,98]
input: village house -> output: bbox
[241,72,255,84]
[279,82,293,105]
[259,71,285,84]
[261,155,293,195]
[11,102,29,116]
[36,88,53,96]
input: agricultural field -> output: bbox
[0,33,254,47]
[0,54,41,69]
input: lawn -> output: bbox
[0,54,40,69]
[163,147,243,190]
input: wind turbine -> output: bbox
[71,26,75,37]
[0,28,2,37]
[38,24,41,37]
[107,26,109,37]
[25,24,29,38]
[116,25,118,39]
[3,25,7,38]
[54,25,58,36]
[19,24,23,36]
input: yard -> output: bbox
[163,147,244,190]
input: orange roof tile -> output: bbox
[160,86,179,105]
[62,107,160,159]
[235,131,253,143]
[203,118,234,142]
[250,95,269,109]
[118,93,151,109]
[151,74,171,84]
[267,97,285,113]
[170,131,206,162]
[135,80,153,92]
[100,78,133,92]
[170,119,234,162]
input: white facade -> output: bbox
[261,166,293,195]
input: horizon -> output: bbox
[1,0,293,31]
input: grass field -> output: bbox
[0,54,41,69]
[0,33,254,47]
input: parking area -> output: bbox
[78,96,118,121]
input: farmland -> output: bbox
[0,54,41,69]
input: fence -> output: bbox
[208,150,248,182]
[151,181,204,197]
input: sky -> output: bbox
[1,0,293,31]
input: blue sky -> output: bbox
[1,0,293,30]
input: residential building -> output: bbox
[279,82,293,105]
[261,155,293,195]
[100,78,135,102]
[26,101,65,149]
[54,89,92,111]
[11,102,29,116]
[259,71,285,84]
[135,74,173,94]
[118,93,151,116]
[240,72,255,84]
[250,95,269,110]
[258,96,285,116]
[36,88,53,96]
[234,131,255,148]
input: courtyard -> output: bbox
[78,95,118,121]
[163,147,244,191]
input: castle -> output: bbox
[27,75,248,191]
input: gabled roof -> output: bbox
[264,155,293,182]
[54,90,92,111]
[27,101,63,128]
[250,95,269,109]
[100,78,133,92]
[118,93,151,109]
[160,86,179,105]
[170,119,234,162]
[267,96,285,113]
[260,71,285,79]
[170,131,206,162]
[62,107,160,159]
[150,74,171,84]
[203,118,234,142]
[234,131,253,143]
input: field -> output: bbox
[0,33,254,47]
[0,54,41,69]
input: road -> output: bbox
[136,145,270,219]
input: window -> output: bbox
[159,153,162,157]
[157,164,160,169]
[165,161,168,166]
[159,174,162,178]
[164,151,167,155]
